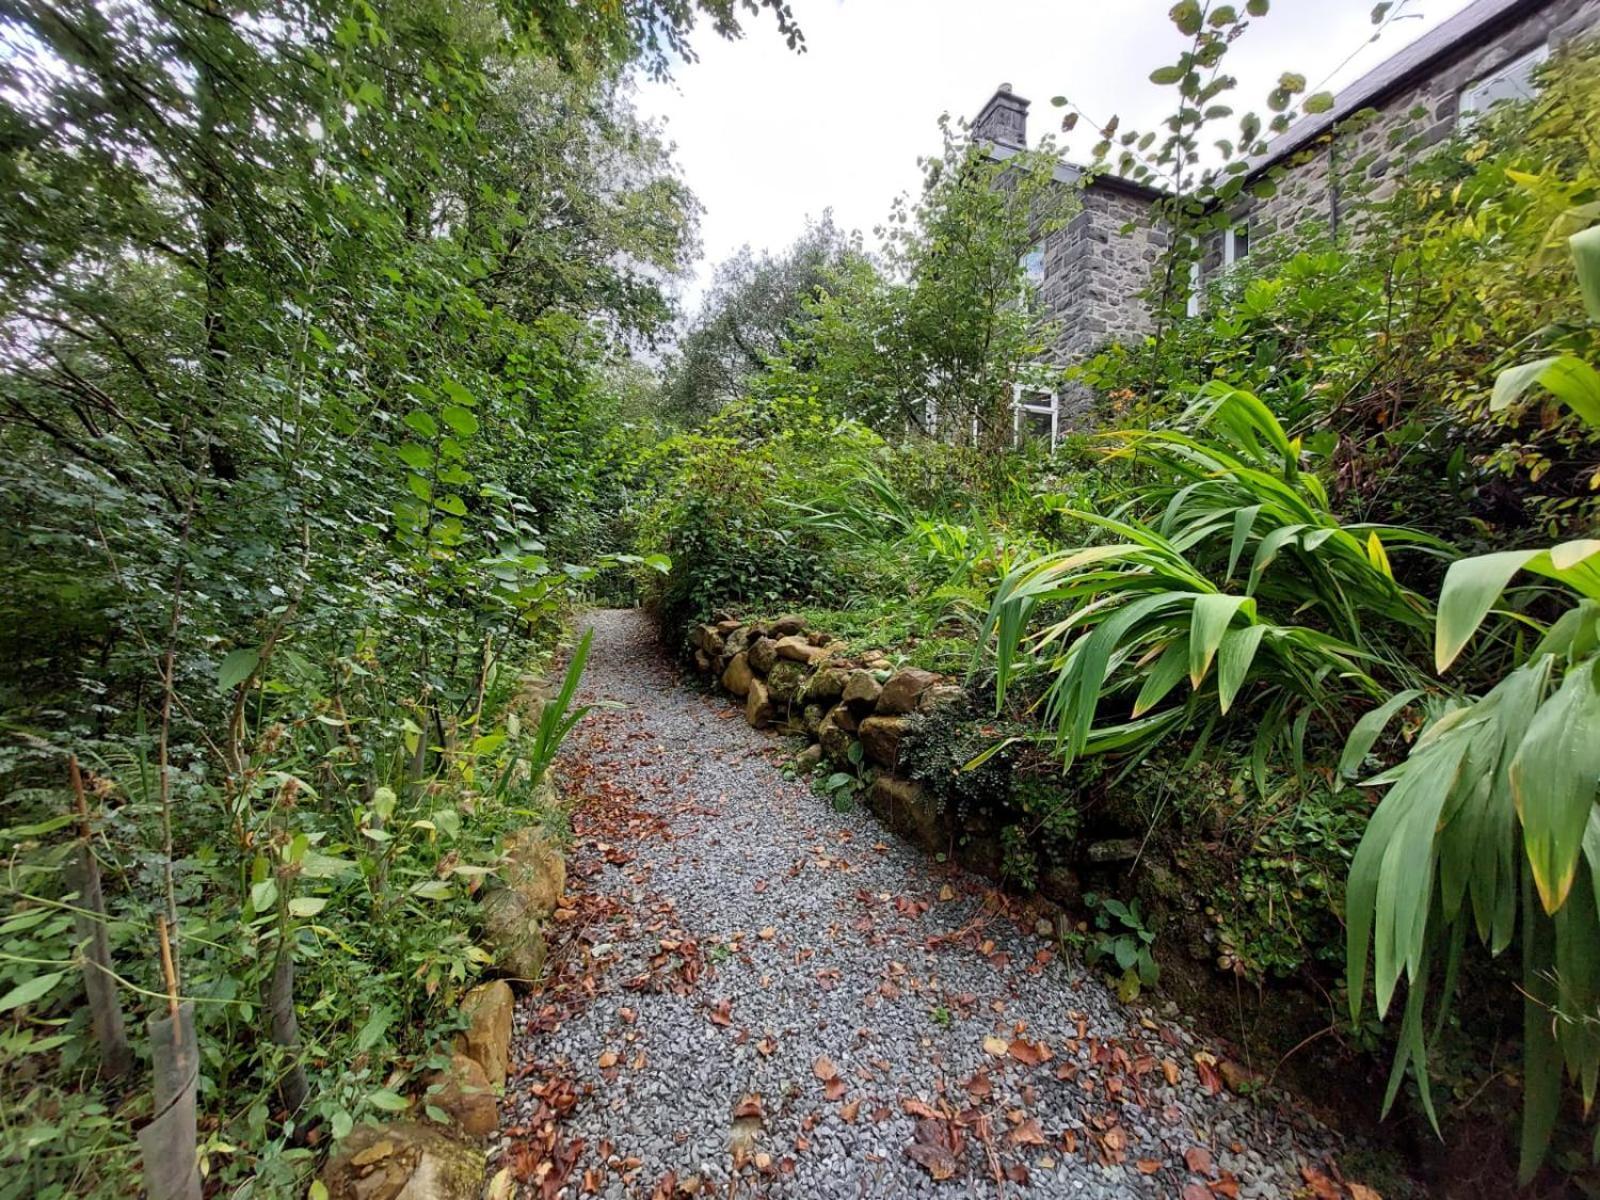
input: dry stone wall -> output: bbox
[687,615,966,859]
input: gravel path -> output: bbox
[499,609,1344,1199]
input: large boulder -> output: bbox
[875,668,941,715]
[745,677,775,729]
[841,670,883,711]
[858,715,908,768]
[802,668,848,706]
[747,636,779,675]
[774,634,827,666]
[714,618,743,636]
[425,1052,497,1138]
[769,614,807,637]
[794,744,823,773]
[454,981,513,1088]
[765,658,809,704]
[866,776,944,850]
[321,1121,486,1200]
[721,651,753,698]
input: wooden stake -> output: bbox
[156,915,179,1021]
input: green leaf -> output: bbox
[1215,624,1267,713]
[1132,640,1189,717]
[217,648,260,692]
[0,971,66,1013]
[440,405,479,437]
[1436,544,1600,671]
[1509,663,1600,914]
[1493,355,1600,427]
[409,880,452,900]
[1303,91,1334,115]
[1189,594,1253,687]
[1168,0,1202,35]
[1572,224,1600,322]
[366,1088,409,1112]
[440,378,477,408]
[250,878,278,912]
[397,442,433,472]
[356,1005,394,1052]
[288,897,327,918]
[1246,0,1268,14]
[403,410,438,438]
[300,850,356,879]
[1338,689,1423,779]
[1150,65,1186,86]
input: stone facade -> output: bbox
[974,0,1600,424]
[1244,0,1600,249]
[1044,184,1165,364]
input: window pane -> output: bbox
[1021,245,1045,285]
[1459,45,1547,118]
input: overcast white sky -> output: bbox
[635,0,1477,310]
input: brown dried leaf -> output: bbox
[905,1141,958,1180]
[1008,1118,1047,1147]
[1184,1146,1214,1176]
[732,1093,764,1121]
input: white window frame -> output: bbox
[1223,222,1249,269]
[1013,382,1059,449]
[1458,43,1548,123]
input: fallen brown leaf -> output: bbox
[1185,1146,1214,1176]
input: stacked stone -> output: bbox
[688,615,965,854]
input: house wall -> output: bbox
[1246,0,1600,247]
[1040,185,1163,366]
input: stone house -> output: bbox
[977,0,1600,445]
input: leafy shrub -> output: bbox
[635,395,886,627]
[981,385,1445,778]
[1343,221,1600,1178]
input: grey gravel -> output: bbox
[500,609,1343,1198]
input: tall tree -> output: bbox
[661,214,855,423]
[770,119,1075,442]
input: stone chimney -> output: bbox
[972,83,1029,150]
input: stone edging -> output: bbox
[687,614,968,857]
[320,784,568,1199]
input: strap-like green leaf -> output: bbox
[1435,548,1549,672]
[1188,594,1253,687]
[1337,687,1422,779]
[1509,662,1600,915]
[1215,624,1267,713]
[1572,222,1600,322]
